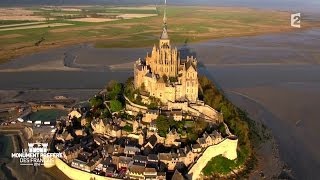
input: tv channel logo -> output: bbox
[291,13,301,28]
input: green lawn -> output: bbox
[202,148,247,176]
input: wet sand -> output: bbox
[0,29,320,179]
[206,65,320,179]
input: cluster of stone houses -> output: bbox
[53,107,224,179]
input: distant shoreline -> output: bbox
[0,27,315,66]
[1,5,319,65]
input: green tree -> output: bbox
[124,77,136,99]
[155,115,170,137]
[123,124,133,132]
[110,100,123,112]
[100,109,111,119]
[89,96,103,108]
[106,80,118,91]
[107,81,123,100]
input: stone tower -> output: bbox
[145,0,180,78]
[133,0,199,103]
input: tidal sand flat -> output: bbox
[206,65,320,179]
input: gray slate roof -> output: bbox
[160,27,169,39]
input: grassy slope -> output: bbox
[0,6,317,64]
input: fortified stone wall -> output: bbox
[124,96,148,114]
[167,101,220,122]
[189,104,220,121]
[187,137,238,180]
[44,158,118,180]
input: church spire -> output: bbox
[163,0,167,29]
[160,0,169,40]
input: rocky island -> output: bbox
[43,4,253,180]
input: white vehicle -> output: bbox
[17,118,24,122]
[27,120,32,123]
[11,121,16,124]
[34,121,41,125]
[44,121,50,125]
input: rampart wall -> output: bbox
[44,158,118,180]
[187,137,238,180]
[124,96,148,114]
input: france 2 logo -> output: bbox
[291,13,301,28]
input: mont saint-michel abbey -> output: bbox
[134,10,198,103]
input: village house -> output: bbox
[118,156,133,170]
[128,164,145,180]
[75,129,87,136]
[172,170,185,180]
[164,129,181,147]
[105,165,117,177]
[124,145,141,156]
[68,109,82,119]
[157,172,166,180]
[96,157,113,173]
[161,109,183,121]
[133,155,148,165]
[196,131,223,148]
[191,144,202,153]
[177,146,195,167]
[147,154,159,164]
[144,168,158,180]
[110,125,122,138]
[158,152,179,171]
[62,144,83,163]
[144,134,158,150]
[71,154,102,172]
[91,118,109,134]
[142,110,159,123]
[93,135,105,146]
[56,130,74,142]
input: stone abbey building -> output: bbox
[134,12,198,103]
